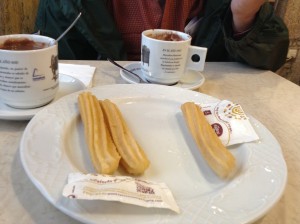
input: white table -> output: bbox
[1,61,299,224]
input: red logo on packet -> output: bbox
[212,123,223,137]
[203,110,212,115]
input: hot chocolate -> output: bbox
[0,38,47,50]
[147,32,185,41]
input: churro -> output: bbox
[100,99,150,174]
[181,102,236,178]
[78,92,120,174]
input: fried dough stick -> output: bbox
[78,92,120,174]
[100,99,150,174]
[181,102,236,178]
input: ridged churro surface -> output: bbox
[78,92,120,174]
[100,99,150,174]
[181,102,236,178]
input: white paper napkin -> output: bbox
[59,63,96,88]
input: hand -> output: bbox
[231,0,266,33]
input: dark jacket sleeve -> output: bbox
[223,3,289,71]
[192,1,289,72]
[35,0,126,60]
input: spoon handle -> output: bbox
[107,58,144,83]
[55,12,82,43]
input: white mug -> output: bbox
[0,34,58,109]
[141,29,207,85]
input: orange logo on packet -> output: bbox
[223,103,247,120]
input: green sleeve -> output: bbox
[222,3,289,71]
[35,0,126,60]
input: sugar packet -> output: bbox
[199,100,259,146]
[62,172,180,213]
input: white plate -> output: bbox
[20,84,287,224]
[0,74,86,120]
[120,62,205,90]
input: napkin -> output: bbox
[59,63,96,88]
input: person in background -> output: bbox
[35,0,289,72]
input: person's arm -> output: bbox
[223,2,289,71]
[230,0,265,33]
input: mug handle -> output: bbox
[186,46,207,71]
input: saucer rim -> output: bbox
[0,74,86,121]
[120,62,205,90]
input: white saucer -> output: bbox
[0,74,86,121]
[120,62,205,90]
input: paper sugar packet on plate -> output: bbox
[62,172,180,213]
[199,100,259,146]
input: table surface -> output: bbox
[1,60,299,224]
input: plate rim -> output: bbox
[19,84,287,224]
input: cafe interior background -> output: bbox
[0,0,299,85]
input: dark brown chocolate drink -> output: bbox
[147,32,185,41]
[0,38,47,50]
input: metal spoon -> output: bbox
[49,12,82,45]
[107,57,149,83]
